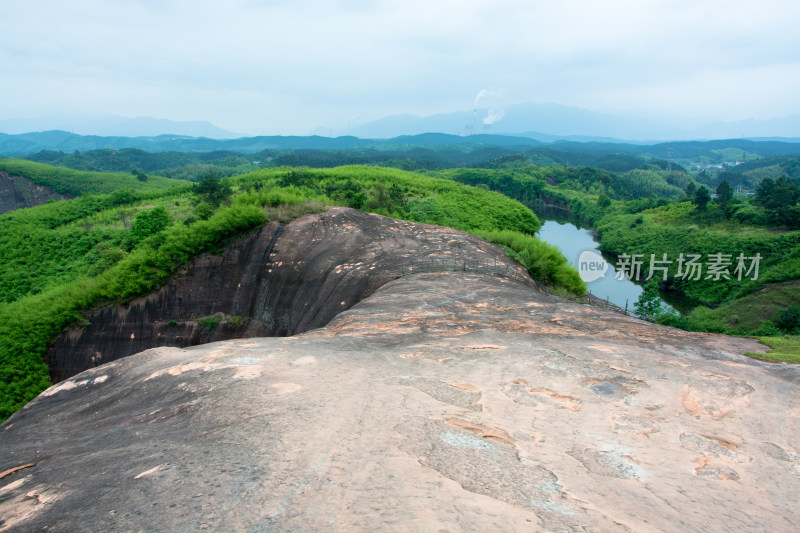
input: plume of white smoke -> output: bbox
[474,89,490,109]
[483,108,505,125]
[474,89,505,129]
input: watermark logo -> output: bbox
[613,252,761,281]
[578,250,609,283]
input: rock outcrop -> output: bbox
[2,217,799,530]
[47,207,530,381]
[0,172,71,214]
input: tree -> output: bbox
[755,177,800,227]
[193,173,232,208]
[634,281,663,320]
[126,205,172,249]
[389,183,406,206]
[693,186,711,211]
[776,306,800,333]
[349,191,366,210]
[715,180,734,217]
[107,188,137,207]
[195,202,213,220]
[755,177,800,211]
[715,180,733,206]
[131,169,148,182]
[684,181,697,201]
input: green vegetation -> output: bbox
[16,141,679,176]
[436,166,686,206]
[0,158,186,196]
[25,148,259,181]
[776,306,800,333]
[197,314,222,333]
[633,281,663,319]
[0,188,187,304]
[475,229,586,295]
[193,173,233,207]
[753,176,800,228]
[711,156,800,190]
[236,166,542,234]
[433,161,800,351]
[0,163,565,421]
[588,178,800,341]
[226,315,246,328]
[678,283,800,334]
[0,202,268,419]
[745,336,800,364]
[593,205,800,304]
[3,143,799,420]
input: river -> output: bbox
[537,220,696,315]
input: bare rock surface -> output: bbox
[47,207,529,381]
[0,172,71,215]
[2,270,798,531]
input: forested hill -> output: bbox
[2,130,799,164]
[6,138,800,188]
[0,131,541,156]
[0,159,187,196]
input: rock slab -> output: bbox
[2,271,798,531]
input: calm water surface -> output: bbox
[538,220,646,311]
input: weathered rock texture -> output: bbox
[0,172,70,214]
[47,207,529,381]
[3,271,799,531]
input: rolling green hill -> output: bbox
[0,158,188,196]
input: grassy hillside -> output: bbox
[0,158,188,196]
[0,163,583,421]
[435,165,800,339]
[686,283,800,334]
[594,204,800,304]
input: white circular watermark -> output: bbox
[577,250,609,283]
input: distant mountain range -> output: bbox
[345,102,800,142]
[2,130,800,165]
[2,103,798,145]
[0,131,548,156]
[0,115,240,139]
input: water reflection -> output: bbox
[535,208,697,315]
[537,220,644,312]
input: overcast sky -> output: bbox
[1,0,799,135]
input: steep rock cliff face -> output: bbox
[47,207,530,381]
[0,172,71,214]
[2,271,797,532]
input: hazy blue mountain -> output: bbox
[377,133,540,148]
[0,131,544,156]
[349,102,799,142]
[348,112,473,138]
[1,129,798,161]
[350,102,681,140]
[685,116,800,140]
[0,115,241,139]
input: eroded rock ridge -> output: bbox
[47,207,530,381]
